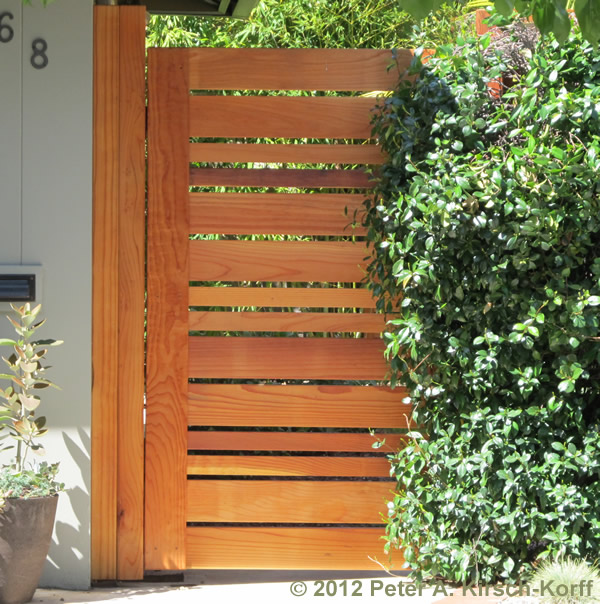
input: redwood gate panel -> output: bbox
[146,48,414,571]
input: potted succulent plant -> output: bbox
[0,303,64,604]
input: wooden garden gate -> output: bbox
[144,47,413,572]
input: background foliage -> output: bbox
[146,0,471,49]
[18,0,600,45]
[395,0,600,45]
[366,20,600,583]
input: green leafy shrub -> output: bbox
[365,23,600,584]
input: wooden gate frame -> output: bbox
[91,9,402,579]
[144,46,412,573]
[92,5,146,581]
[91,16,401,575]
[90,4,457,581]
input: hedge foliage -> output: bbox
[366,22,600,584]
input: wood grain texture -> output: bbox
[187,456,391,477]
[188,337,388,380]
[146,48,189,571]
[187,384,411,428]
[189,240,370,283]
[187,48,407,91]
[189,286,377,309]
[142,46,413,573]
[189,167,371,189]
[189,96,376,139]
[116,6,146,581]
[187,480,393,523]
[189,193,367,235]
[189,310,386,333]
[91,5,119,581]
[189,143,385,164]
[187,526,401,570]
[187,431,406,452]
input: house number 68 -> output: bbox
[1,12,48,70]
[0,11,15,43]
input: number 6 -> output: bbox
[0,11,15,44]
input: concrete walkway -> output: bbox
[32,574,514,604]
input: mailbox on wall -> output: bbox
[0,274,36,302]
[0,266,43,311]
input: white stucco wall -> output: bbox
[0,0,93,590]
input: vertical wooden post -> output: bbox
[117,6,147,581]
[145,49,190,570]
[92,5,120,581]
[92,5,146,581]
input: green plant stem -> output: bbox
[16,439,22,473]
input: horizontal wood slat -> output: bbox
[189,143,385,164]
[189,337,387,379]
[189,96,376,139]
[187,480,393,523]
[189,193,366,235]
[187,456,391,477]
[187,526,402,570]
[189,286,377,309]
[187,431,406,452]
[187,384,411,428]
[187,48,407,91]
[189,240,369,283]
[190,168,371,189]
[189,311,385,333]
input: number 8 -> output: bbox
[31,38,48,70]
[0,11,15,44]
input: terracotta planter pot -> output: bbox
[0,496,58,604]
